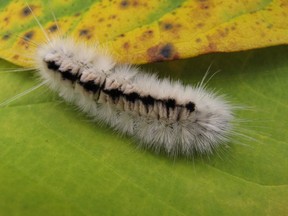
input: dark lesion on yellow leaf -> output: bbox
[123,41,130,50]
[147,43,179,62]
[120,0,130,8]
[140,30,154,40]
[21,5,36,17]
[160,21,182,35]
[18,31,35,49]
[23,31,34,41]
[162,22,173,30]
[231,25,236,31]
[98,17,105,22]
[2,33,11,40]
[196,23,205,28]
[48,24,59,33]
[204,35,218,52]
[119,0,143,9]
[218,28,229,37]
[205,42,217,52]
[199,2,210,10]
[266,24,273,29]
[79,28,93,39]
[74,12,81,17]
[3,16,9,24]
[109,14,117,20]
[13,54,19,60]
[79,29,89,35]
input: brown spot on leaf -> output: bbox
[23,31,34,41]
[267,24,273,29]
[3,17,9,23]
[231,25,236,30]
[13,55,19,60]
[146,30,153,35]
[200,3,209,10]
[132,1,139,6]
[119,0,142,8]
[48,24,58,33]
[120,0,129,8]
[140,30,153,40]
[109,14,117,19]
[79,29,92,39]
[162,23,173,30]
[123,42,130,49]
[21,5,35,17]
[2,33,11,40]
[19,40,30,49]
[218,28,229,37]
[197,23,204,28]
[206,42,217,52]
[160,44,173,58]
[196,38,202,43]
[160,22,182,37]
[147,43,179,62]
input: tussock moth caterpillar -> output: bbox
[1,2,234,156]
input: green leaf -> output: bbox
[0,45,287,215]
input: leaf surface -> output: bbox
[0,45,288,215]
[0,0,288,215]
[0,0,287,66]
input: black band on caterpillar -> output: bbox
[45,60,195,119]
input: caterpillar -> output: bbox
[1,3,234,156]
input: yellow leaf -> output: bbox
[0,0,288,67]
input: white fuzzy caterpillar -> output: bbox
[33,37,233,156]
[0,2,235,156]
